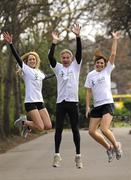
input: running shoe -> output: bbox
[107,147,115,163]
[75,154,83,168]
[115,142,123,160]
[21,126,31,139]
[14,115,27,128]
[52,154,62,167]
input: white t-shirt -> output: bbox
[22,63,45,103]
[84,61,115,107]
[52,59,82,103]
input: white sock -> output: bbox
[54,153,60,156]
[76,154,81,157]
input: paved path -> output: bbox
[0,128,131,180]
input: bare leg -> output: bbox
[24,109,45,131]
[89,118,110,150]
[100,113,118,149]
[39,108,52,130]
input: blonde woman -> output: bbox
[84,32,123,162]
[3,32,52,138]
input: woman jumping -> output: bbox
[3,32,52,138]
[85,31,123,162]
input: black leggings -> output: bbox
[55,101,80,154]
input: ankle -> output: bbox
[54,153,60,156]
[76,154,81,157]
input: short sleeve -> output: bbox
[105,61,115,74]
[72,58,82,71]
[51,62,62,75]
[84,74,92,88]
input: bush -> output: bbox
[124,100,131,111]
[114,108,130,116]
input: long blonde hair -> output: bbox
[21,51,41,68]
[16,51,41,75]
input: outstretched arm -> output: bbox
[109,31,120,64]
[3,32,22,68]
[44,73,55,80]
[48,32,60,68]
[71,24,82,64]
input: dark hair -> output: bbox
[93,49,108,66]
[94,56,107,65]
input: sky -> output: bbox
[80,23,106,42]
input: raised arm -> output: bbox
[3,32,22,68]
[109,31,120,64]
[71,24,82,64]
[48,32,60,68]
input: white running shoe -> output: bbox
[52,154,62,167]
[75,154,83,169]
[115,142,123,160]
[14,115,27,128]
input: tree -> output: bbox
[0,52,5,139]
[85,0,131,40]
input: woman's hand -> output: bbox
[3,32,13,44]
[112,31,120,40]
[86,106,90,119]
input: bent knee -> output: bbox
[89,129,95,137]
[37,124,45,131]
[45,123,52,130]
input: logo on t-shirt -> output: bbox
[92,80,95,86]
[60,71,64,77]
[92,77,105,86]
[60,70,73,80]
[97,77,105,84]
[34,73,39,80]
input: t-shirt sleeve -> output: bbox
[51,62,61,75]
[72,58,82,71]
[22,62,29,73]
[84,74,92,88]
[40,71,46,79]
[105,61,115,74]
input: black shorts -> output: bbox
[90,103,114,118]
[24,102,45,112]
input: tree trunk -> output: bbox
[18,77,24,114]
[13,73,21,121]
[3,52,13,137]
[0,65,5,139]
